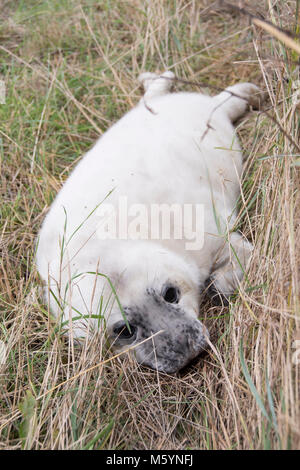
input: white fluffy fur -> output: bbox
[36,73,261,371]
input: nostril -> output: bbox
[113,321,137,341]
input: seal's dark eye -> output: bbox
[163,286,180,304]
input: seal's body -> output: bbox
[36,72,262,373]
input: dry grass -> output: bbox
[0,0,299,450]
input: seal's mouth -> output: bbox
[138,344,207,374]
[109,301,209,374]
[132,322,209,374]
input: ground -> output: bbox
[0,0,299,450]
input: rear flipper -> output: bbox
[138,71,175,100]
[206,231,253,304]
[214,82,266,122]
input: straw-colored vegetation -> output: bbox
[0,0,299,450]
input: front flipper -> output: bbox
[206,231,253,303]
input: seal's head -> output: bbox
[107,241,209,374]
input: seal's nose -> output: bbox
[112,320,137,344]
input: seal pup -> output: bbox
[36,71,263,373]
